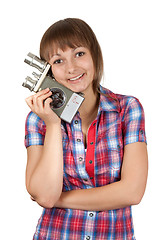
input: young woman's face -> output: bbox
[49,46,95,94]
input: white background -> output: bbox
[0,0,159,239]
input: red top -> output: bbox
[85,120,97,186]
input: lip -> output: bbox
[69,73,84,81]
[67,73,85,84]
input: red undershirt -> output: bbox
[85,120,97,186]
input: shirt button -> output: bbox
[93,123,96,126]
[77,139,81,142]
[117,144,121,149]
[74,120,78,124]
[140,129,144,134]
[79,157,83,161]
[89,213,94,217]
[86,236,91,240]
[89,160,93,164]
[90,142,94,145]
[84,179,88,182]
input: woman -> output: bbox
[25,18,148,240]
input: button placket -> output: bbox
[72,117,92,186]
[86,236,91,240]
[74,120,79,124]
[79,157,83,162]
[84,211,96,240]
[89,212,94,218]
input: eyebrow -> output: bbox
[50,47,84,59]
[52,53,61,57]
[49,53,61,61]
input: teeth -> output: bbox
[69,73,83,81]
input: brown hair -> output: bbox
[40,18,103,93]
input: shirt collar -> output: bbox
[65,85,120,127]
[98,85,120,113]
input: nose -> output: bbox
[66,58,76,74]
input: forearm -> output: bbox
[56,180,139,211]
[55,142,148,211]
[27,123,63,207]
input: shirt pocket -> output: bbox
[96,123,123,185]
[105,139,123,182]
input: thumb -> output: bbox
[44,97,53,109]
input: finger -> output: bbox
[35,91,52,111]
[34,88,50,98]
[27,88,50,107]
[25,89,52,112]
[44,97,53,109]
[30,89,50,107]
[44,98,60,121]
[25,96,34,109]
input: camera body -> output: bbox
[22,53,84,123]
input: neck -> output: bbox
[79,88,100,123]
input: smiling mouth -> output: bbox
[69,73,84,81]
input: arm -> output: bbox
[55,142,148,211]
[25,88,63,208]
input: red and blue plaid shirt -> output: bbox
[25,86,146,240]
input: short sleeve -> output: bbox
[25,111,46,148]
[122,97,147,146]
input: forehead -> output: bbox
[45,36,89,61]
[48,44,76,58]
[48,44,91,61]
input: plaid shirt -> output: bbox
[25,86,146,240]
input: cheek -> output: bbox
[51,66,55,76]
[85,56,95,77]
[51,66,64,79]
[88,61,95,78]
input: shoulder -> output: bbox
[116,93,143,110]
[116,93,144,121]
[100,86,146,144]
[100,86,144,116]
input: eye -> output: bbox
[76,51,85,57]
[53,59,63,64]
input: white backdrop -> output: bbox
[0,0,159,239]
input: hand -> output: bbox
[25,88,61,125]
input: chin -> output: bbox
[66,84,84,93]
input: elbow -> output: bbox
[26,185,60,209]
[127,185,146,206]
[36,197,57,208]
[131,193,143,205]
[29,192,59,208]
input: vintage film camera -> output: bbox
[22,53,84,123]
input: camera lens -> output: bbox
[50,88,66,109]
